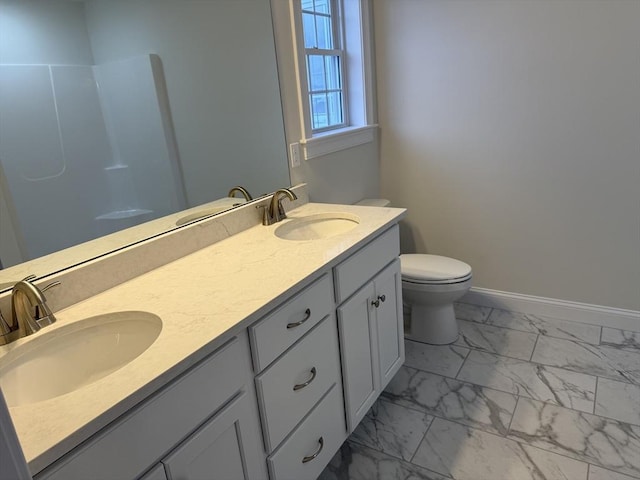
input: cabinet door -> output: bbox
[162,390,267,480]
[337,282,380,432]
[374,259,405,390]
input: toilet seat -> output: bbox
[400,254,472,285]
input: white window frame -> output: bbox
[290,0,377,160]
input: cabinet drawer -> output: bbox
[255,315,341,452]
[333,225,399,303]
[268,384,346,480]
[249,273,333,372]
[37,335,250,480]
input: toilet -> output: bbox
[357,199,473,345]
[401,254,472,344]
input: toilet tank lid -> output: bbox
[356,198,391,207]
[400,254,472,281]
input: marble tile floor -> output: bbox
[320,302,640,480]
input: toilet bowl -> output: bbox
[355,199,472,345]
[401,254,472,345]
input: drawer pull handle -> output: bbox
[287,308,311,329]
[302,437,324,463]
[372,294,387,308]
[293,367,317,391]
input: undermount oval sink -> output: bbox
[275,213,360,241]
[0,311,162,407]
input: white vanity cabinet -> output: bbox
[334,226,405,432]
[27,213,406,480]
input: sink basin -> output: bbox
[0,311,162,407]
[275,213,360,241]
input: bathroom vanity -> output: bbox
[0,200,405,479]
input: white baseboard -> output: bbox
[461,287,640,332]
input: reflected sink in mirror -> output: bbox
[175,207,229,226]
[0,311,162,407]
[275,213,360,241]
[175,200,245,226]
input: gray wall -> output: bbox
[0,1,93,65]
[289,140,380,205]
[85,0,290,207]
[374,0,640,310]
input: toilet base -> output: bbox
[406,303,459,345]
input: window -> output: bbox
[300,0,347,132]
[288,0,377,160]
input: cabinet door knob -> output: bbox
[372,294,386,308]
[293,367,317,391]
[287,308,311,329]
[302,437,324,463]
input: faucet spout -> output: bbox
[228,186,253,201]
[263,188,298,225]
[10,280,60,338]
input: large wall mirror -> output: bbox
[0,0,291,290]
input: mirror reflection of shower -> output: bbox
[0,54,186,266]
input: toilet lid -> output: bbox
[400,254,472,283]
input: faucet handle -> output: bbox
[41,281,61,294]
[0,310,18,346]
[0,309,12,335]
[277,198,290,219]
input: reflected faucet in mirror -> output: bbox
[228,186,253,202]
[0,279,60,345]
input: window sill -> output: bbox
[300,124,377,161]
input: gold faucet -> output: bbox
[0,279,60,344]
[228,186,253,201]
[262,188,298,225]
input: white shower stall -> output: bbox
[0,53,186,265]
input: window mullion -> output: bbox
[304,48,342,56]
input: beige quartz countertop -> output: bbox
[1,202,406,475]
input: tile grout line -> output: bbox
[453,320,540,362]
[452,345,472,379]
[506,398,640,476]
[408,414,435,465]
[518,334,640,387]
